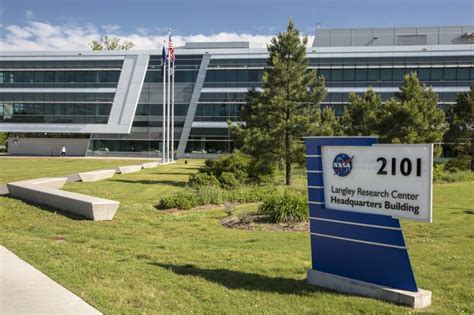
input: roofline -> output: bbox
[314,25,474,31]
[1,44,473,58]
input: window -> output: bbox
[343,69,355,81]
[355,69,367,81]
[368,69,380,81]
[332,69,343,81]
[380,69,392,81]
[431,68,443,81]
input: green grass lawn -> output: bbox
[0,157,473,314]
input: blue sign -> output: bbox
[304,137,418,292]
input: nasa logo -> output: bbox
[332,153,354,177]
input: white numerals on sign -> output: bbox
[321,144,433,222]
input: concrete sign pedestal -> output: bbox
[307,269,432,308]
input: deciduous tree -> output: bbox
[89,36,135,50]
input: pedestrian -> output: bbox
[61,145,66,157]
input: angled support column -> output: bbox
[176,53,211,157]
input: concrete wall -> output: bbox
[313,26,474,47]
[8,138,90,156]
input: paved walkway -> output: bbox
[0,246,101,315]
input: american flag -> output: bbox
[168,33,175,62]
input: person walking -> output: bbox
[61,145,66,157]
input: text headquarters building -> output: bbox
[1,26,473,157]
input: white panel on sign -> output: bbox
[321,144,433,222]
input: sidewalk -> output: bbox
[0,246,101,315]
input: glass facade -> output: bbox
[0,59,122,125]
[1,46,472,156]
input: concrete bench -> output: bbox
[78,169,116,182]
[116,165,143,174]
[0,184,8,195]
[7,178,118,221]
[14,177,68,189]
[142,162,159,169]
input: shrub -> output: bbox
[224,186,279,203]
[219,172,240,189]
[433,163,444,183]
[223,202,237,217]
[157,191,200,210]
[188,172,219,188]
[197,185,224,205]
[445,155,471,172]
[194,152,274,187]
[258,190,308,223]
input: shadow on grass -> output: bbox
[111,179,186,187]
[150,262,324,295]
[150,172,194,176]
[3,196,87,220]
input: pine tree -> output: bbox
[342,88,381,136]
[444,86,474,169]
[321,107,343,136]
[377,72,447,156]
[232,18,326,185]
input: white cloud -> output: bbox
[0,20,314,51]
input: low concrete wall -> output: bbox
[142,162,159,169]
[8,138,90,156]
[7,177,119,221]
[116,165,143,174]
[78,169,116,182]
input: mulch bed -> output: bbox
[220,213,309,232]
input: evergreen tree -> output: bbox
[342,88,381,136]
[378,72,447,156]
[444,85,474,169]
[232,18,326,185]
[320,107,343,136]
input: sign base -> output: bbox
[307,269,432,309]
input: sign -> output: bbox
[304,137,433,307]
[322,144,432,222]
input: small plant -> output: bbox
[197,186,224,205]
[258,190,308,223]
[188,172,219,188]
[223,202,237,217]
[219,172,240,189]
[157,191,200,210]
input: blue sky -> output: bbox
[1,0,473,50]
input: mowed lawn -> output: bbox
[0,158,473,314]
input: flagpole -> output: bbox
[162,41,166,164]
[171,59,175,161]
[166,33,171,163]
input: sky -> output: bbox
[0,0,473,50]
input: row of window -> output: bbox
[0,93,115,102]
[185,139,233,154]
[0,115,109,124]
[144,70,199,83]
[195,103,241,118]
[0,60,123,69]
[317,67,474,82]
[89,140,177,153]
[134,103,189,116]
[200,67,474,85]
[132,121,185,128]
[0,71,121,84]
[199,93,247,102]
[209,55,474,68]
[0,103,111,116]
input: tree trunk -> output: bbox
[285,132,291,186]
